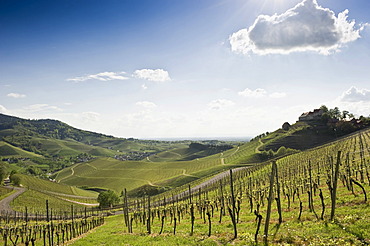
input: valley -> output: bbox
[0,111,369,245]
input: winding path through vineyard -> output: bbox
[255,138,263,153]
[0,186,26,213]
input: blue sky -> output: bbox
[1,0,370,139]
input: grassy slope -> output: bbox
[260,121,336,151]
[71,185,370,246]
[148,144,233,162]
[56,157,223,192]
[56,139,256,193]
[56,127,315,194]
[19,174,97,197]
[71,129,370,246]
[9,174,99,212]
[0,141,42,158]
[29,137,118,157]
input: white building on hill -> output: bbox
[299,109,324,122]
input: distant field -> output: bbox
[56,157,219,192]
[56,139,260,193]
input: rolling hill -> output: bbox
[1,111,369,199]
[0,110,370,245]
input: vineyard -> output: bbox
[0,127,369,244]
[71,128,370,245]
[0,200,105,246]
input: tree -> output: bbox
[0,166,7,185]
[320,105,329,113]
[276,146,287,157]
[341,110,349,120]
[10,174,21,186]
[97,190,120,208]
[329,107,341,120]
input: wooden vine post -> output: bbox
[264,161,277,245]
[330,151,341,221]
[123,188,131,233]
[147,196,151,234]
[274,161,282,224]
[189,185,195,236]
[229,169,237,239]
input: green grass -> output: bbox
[70,215,222,246]
[70,183,370,245]
[69,128,370,245]
[32,137,117,157]
[7,174,99,212]
[0,187,15,200]
[11,189,88,213]
[54,128,323,194]
[19,174,98,197]
[56,153,247,193]
[0,141,42,158]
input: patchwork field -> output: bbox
[55,141,255,193]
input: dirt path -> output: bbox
[39,190,97,200]
[58,197,99,206]
[255,139,263,153]
[86,163,97,170]
[0,186,26,213]
[221,146,239,165]
[182,169,197,177]
[57,164,79,183]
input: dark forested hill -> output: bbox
[0,113,234,160]
[0,113,114,143]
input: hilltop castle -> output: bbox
[298,109,324,122]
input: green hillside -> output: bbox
[0,113,235,162]
[54,136,281,195]
[9,174,98,213]
[56,156,229,193]
[70,127,370,246]
[148,142,234,162]
[1,110,370,246]
[2,110,369,206]
[0,141,42,158]
[0,113,196,157]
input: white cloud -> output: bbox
[339,86,370,102]
[136,101,157,109]
[81,112,100,122]
[238,88,287,99]
[0,105,8,114]
[133,69,171,82]
[23,104,63,112]
[141,84,148,90]
[323,87,370,118]
[208,99,235,110]
[269,92,287,98]
[7,93,26,98]
[67,71,128,82]
[230,0,364,55]
[238,88,267,98]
